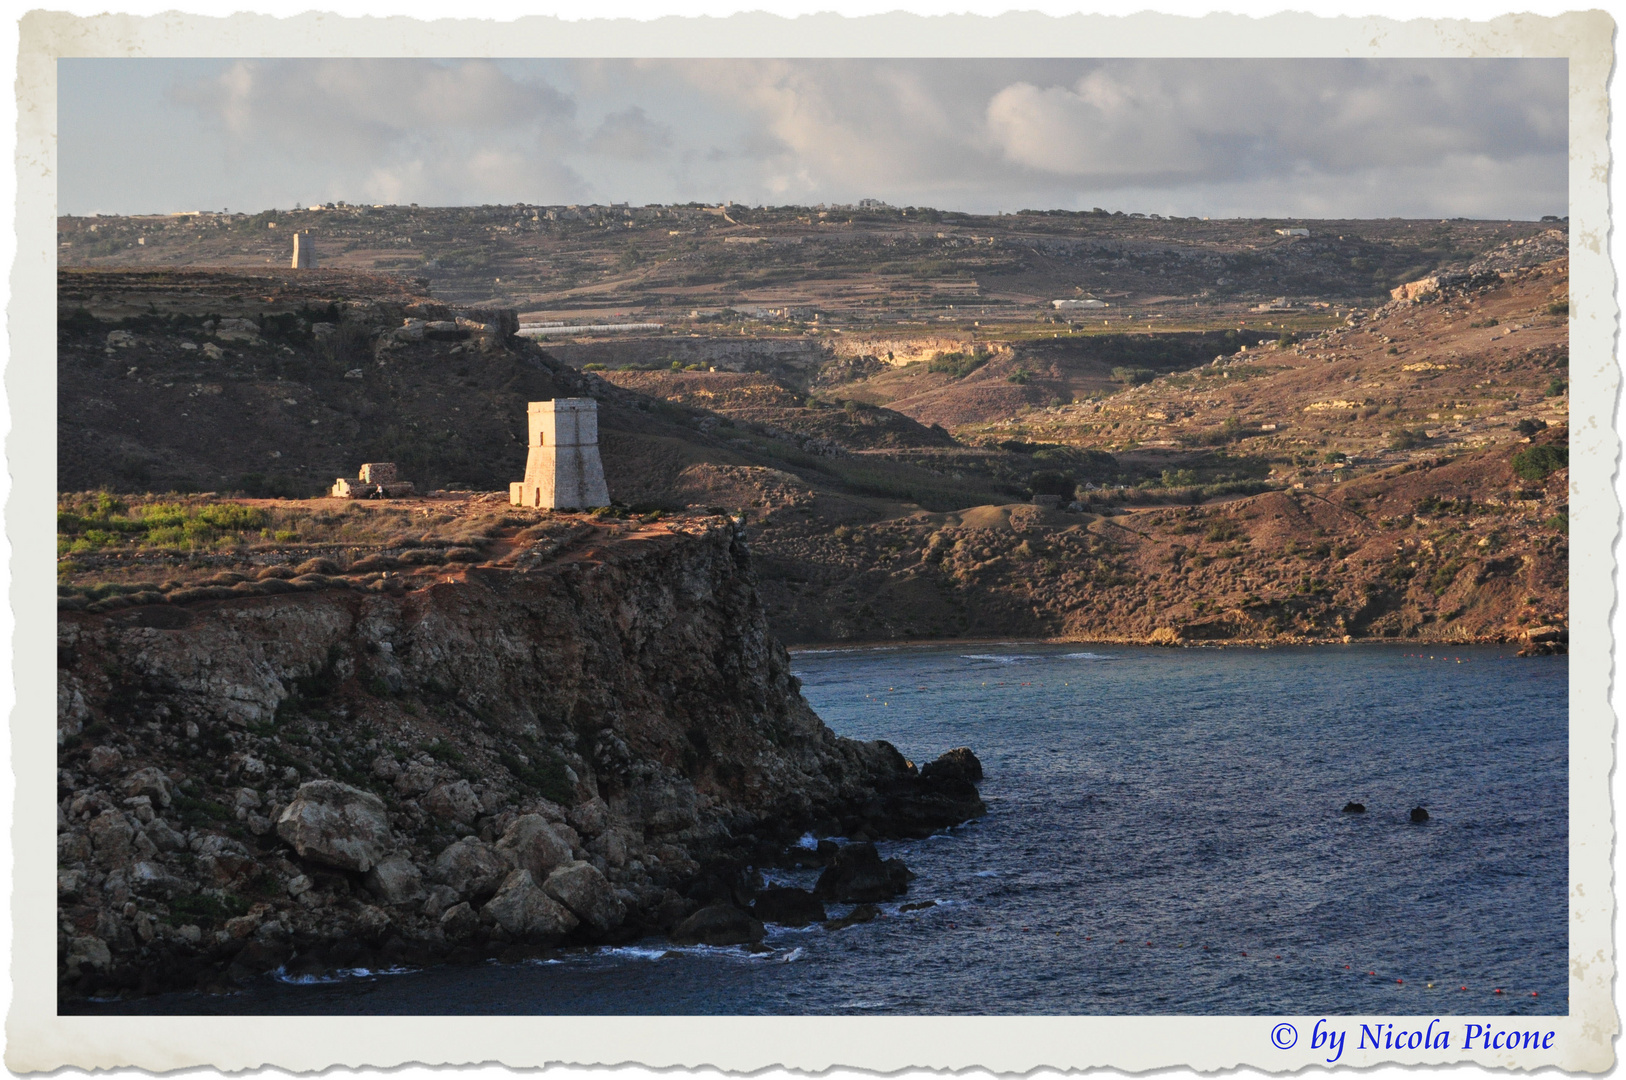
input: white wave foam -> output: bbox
[781,947,805,963]
[973,869,1001,877]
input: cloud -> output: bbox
[71,57,1567,217]
[587,107,673,160]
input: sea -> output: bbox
[83,642,1568,1015]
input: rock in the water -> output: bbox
[497,814,574,883]
[1342,802,1366,814]
[751,887,826,927]
[543,860,626,933]
[670,903,765,946]
[1409,807,1430,823]
[920,747,984,783]
[483,869,579,940]
[275,780,394,873]
[813,842,912,903]
[365,853,427,906]
[431,836,512,902]
[825,903,881,931]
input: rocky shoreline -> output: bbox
[56,516,985,1002]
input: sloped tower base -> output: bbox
[510,398,610,509]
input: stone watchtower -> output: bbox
[510,398,610,509]
[291,232,317,269]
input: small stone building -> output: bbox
[332,462,415,498]
[510,399,611,509]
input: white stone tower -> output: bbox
[510,398,610,509]
[291,232,318,269]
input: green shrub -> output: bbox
[927,350,989,378]
[1389,428,1428,450]
[1512,444,1568,480]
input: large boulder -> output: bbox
[543,860,626,933]
[122,767,174,807]
[670,903,764,946]
[751,887,826,927]
[482,869,579,940]
[496,815,574,883]
[431,837,511,902]
[422,780,482,825]
[813,842,911,903]
[275,781,394,873]
[365,854,427,906]
[920,747,983,783]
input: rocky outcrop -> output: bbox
[813,842,912,903]
[55,516,985,1000]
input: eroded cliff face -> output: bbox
[56,517,971,999]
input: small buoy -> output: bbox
[1145,941,1152,946]
[1531,991,1539,997]
[1241,951,1248,957]
[1275,955,1282,960]
[1460,986,1468,991]
[1369,971,1377,976]
[1427,983,1434,988]
[1085,936,1092,941]
[1345,965,1351,970]
[1494,988,1504,995]
[1397,978,1404,985]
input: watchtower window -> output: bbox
[536,432,546,446]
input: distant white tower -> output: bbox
[510,399,611,509]
[291,232,318,269]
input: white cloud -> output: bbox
[65,58,1566,217]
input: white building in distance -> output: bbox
[1052,298,1109,310]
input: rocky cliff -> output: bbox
[56,515,984,1001]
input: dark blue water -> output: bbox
[90,643,1567,1015]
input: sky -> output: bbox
[58,58,1568,219]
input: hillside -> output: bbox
[57,222,1569,650]
[60,203,1561,324]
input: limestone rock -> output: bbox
[275,780,394,873]
[496,814,574,883]
[920,747,983,784]
[123,767,174,807]
[751,887,826,927]
[670,903,764,946]
[86,746,123,775]
[438,901,479,941]
[87,810,135,863]
[813,842,911,903]
[65,936,112,972]
[431,836,511,901]
[128,860,194,899]
[566,797,609,839]
[542,860,626,933]
[365,854,427,906]
[193,834,258,887]
[423,780,481,825]
[483,869,580,940]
